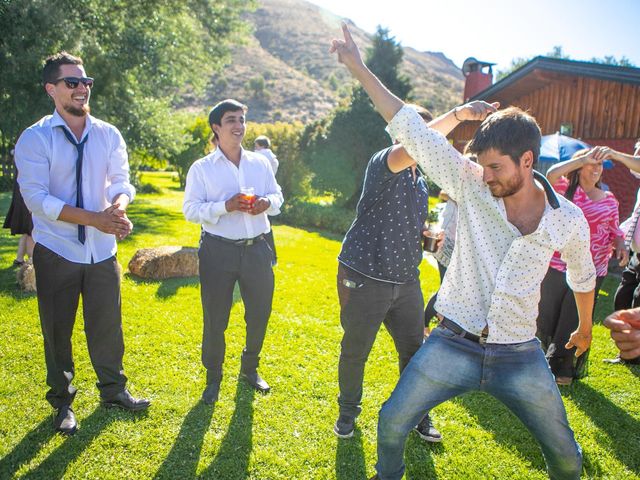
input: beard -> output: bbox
[64,103,90,117]
[488,172,524,198]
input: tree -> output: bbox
[0,0,255,183]
[171,116,214,189]
[497,46,635,80]
[303,26,413,207]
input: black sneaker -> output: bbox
[333,414,355,438]
[414,414,442,443]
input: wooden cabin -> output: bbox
[450,56,640,218]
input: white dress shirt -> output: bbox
[183,147,283,240]
[15,110,135,264]
[388,106,596,343]
[256,148,279,174]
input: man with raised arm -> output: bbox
[330,24,596,480]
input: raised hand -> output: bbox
[329,23,364,72]
[454,101,500,122]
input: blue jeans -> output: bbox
[376,324,582,480]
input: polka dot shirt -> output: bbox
[338,147,430,283]
[387,106,597,343]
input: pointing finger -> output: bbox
[342,22,354,43]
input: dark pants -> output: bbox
[615,252,640,310]
[337,263,424,418]
[424,261,447,324]
[536,267,604,378]
[33,243,127,408]
[264,229,277,265]
[199,233,274,385]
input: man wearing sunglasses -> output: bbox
[15,51,150,435]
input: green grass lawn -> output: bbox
[0,171,638,479]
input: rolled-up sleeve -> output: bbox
[105,128,135,202]
[561,212,597,292]
[386,105,476,202]
[183,163,227,225]
[15,129,66,221]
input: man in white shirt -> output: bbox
[253,135,279,264]
[254,135,279,174]
[15,52,150,435]
[184,99,283,404]
[330,25,596,480]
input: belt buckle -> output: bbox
[246,239,254,246]
[479,333,488,346]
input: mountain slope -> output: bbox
[190,0,464,122]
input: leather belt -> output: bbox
[205,232,265,246]
[440,318,488,345]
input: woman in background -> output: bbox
[538,147,627,385]
[3,150,33,266]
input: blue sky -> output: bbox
[309,0,640,71]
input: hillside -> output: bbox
[187,0,464,123]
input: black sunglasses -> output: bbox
[53,76,94,89]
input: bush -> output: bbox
[136,182,163,194]
[244,122,312,200]
[279,199,354,235]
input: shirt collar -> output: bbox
[533,170,560,209]
[210,146,247,164]
[51,109,93,142]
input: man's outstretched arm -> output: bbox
[329,23,403,122]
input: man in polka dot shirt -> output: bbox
[331,24,596,480]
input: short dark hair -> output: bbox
[42,51,83,85]
[208,99,247,139]
[408,104,433,122]
[466,107,541,166]
[254,135,271,148]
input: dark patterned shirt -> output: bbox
[338,147,429,283]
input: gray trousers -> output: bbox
[33,243,127,408]
[199,233,275,384]
[337,263,424,418]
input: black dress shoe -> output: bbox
[202,382,220,405]
[240,371,270,393]
[54,405,77,435]
[102,389,151,411]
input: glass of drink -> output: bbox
[423,225,441,253]
[240,187,256,208]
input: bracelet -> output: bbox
[453,107,462,122]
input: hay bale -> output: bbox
[128,246,198,279]
[17,262,36,293]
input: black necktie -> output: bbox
[59,127,89,244]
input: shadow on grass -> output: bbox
[126,274,243,303]
[567,382,640,475]
[405,429,442,480]
[153,402,215,479]
[17,406,144,480]
[126,273,201,299]
[335,427,367,480]
[454,392,547,473]
[0,416,55,478]
[199,382,255,479]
